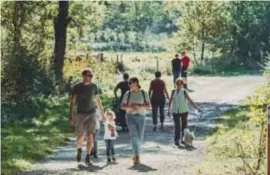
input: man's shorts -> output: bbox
[181,69,188,78]
[76,113,97,136]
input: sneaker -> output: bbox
[135,156,140,165]
[107,158,112,163]
[85,154,92,165]
[175,141,180,146]
[160,123,164,130]
[181,140,185,145]
[93,153,98,159]
[132,155,140,165]
[112,157,116,162]
[76,148,82,162]
[153,126,157,132]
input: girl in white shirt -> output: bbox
[103,110,119,163]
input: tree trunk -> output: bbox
[53,1,69,85]
[201,40,205,62]
[192,39,198,65]
[200,23,205,63]
[13,2,25,47]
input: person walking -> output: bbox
[114,73,130,131]
[121,77,151,165]
[103,110,119,163]
[171,54,181,84]
[90,109,101,159]
[69,68,105,165]
[168,78,201,146]
[148,71,170,131]
[181,51,191,90]
[91,88,103,158]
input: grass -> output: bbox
[195,83,269,175]
[203,106,249,137]
[1,96,74,175]
[194,107,256,175]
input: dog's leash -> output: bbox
[190,110,203,135]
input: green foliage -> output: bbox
[1,96,73,175]
[85,1,178,52]
[189,55,250,76]
[2,45,54,103]
[206,82,270,174]
[263,54,270,77]
[171,1,270,69]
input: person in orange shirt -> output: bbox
[181,51,190,90]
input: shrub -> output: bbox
[63,55,116,88]
[208,82,269,175]
[189,55,250,76]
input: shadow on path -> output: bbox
[68,163,109,172]
[128,163,157,173]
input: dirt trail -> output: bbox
[17,76,266,175]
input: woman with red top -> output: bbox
[181,51,190,90]
[148,71,170,131]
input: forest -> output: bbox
[1,1,270,175]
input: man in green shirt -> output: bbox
[69,68,105,165]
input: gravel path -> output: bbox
[17,76,266,175]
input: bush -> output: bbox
[263,54,270,77]
[1,45,54,103]
[63,55,116,87]
[189,64,215,75]
[189,55,250,76]
[207,82,269,175]
[89,42,167,52]
[166,63,172,76]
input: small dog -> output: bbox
[183,128,194,147]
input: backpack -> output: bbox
[126,90,147,105]
[171,89,187,100]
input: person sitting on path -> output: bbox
[121,77,151,165]
[171,54,182,85]
[168,78,201,146]
[181,51,191,90]
[148,71,170,131]
[114,73,130,132]
[103,110,119,163]
[69,68,105,165]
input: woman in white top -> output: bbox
[168,78,201,146]
[121,77,151,165]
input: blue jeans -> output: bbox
[126,114,146,156]
[173,70,181,83]
[105,140,115,157]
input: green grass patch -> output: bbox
[1,96,74,175]
[203,106,249,137]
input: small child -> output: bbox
[103,110,119,163]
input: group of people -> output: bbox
[69,51,201,166]
[172,51,190,90]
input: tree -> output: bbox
[53,1,69,85]
[172,2,229,62]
